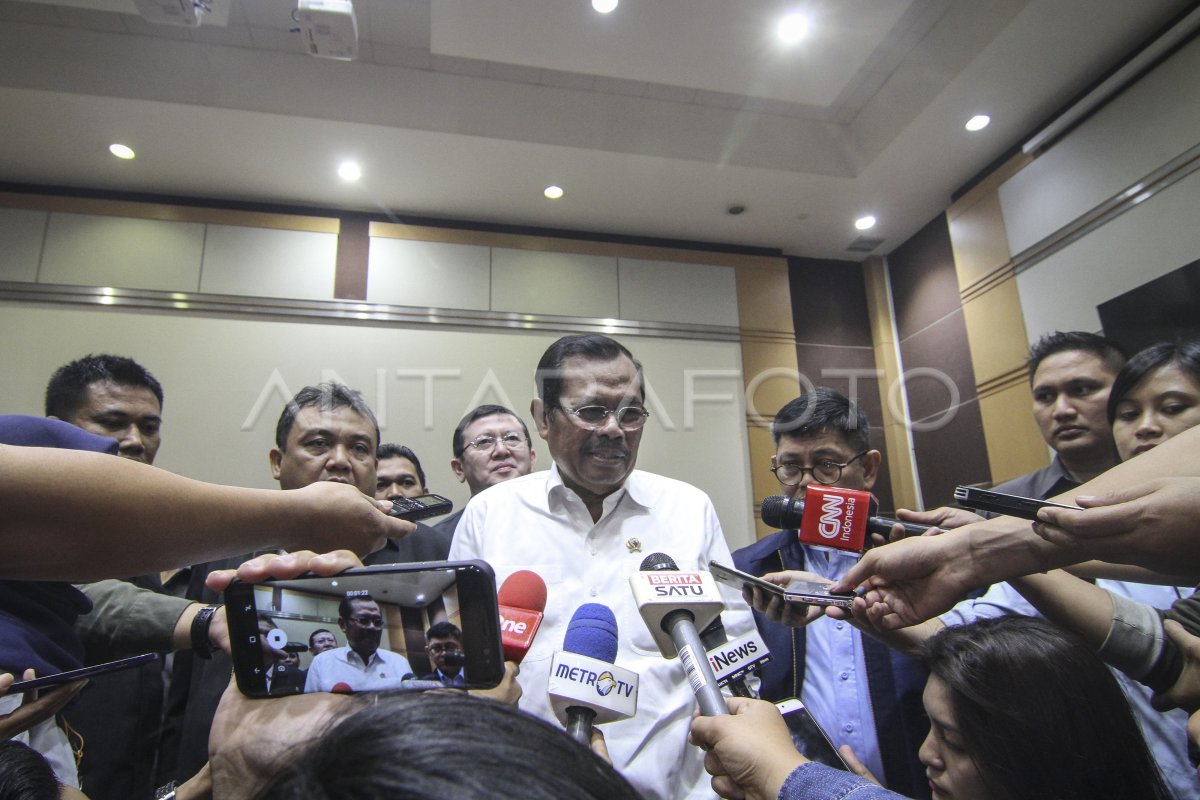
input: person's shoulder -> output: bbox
[472,470,546,504]
[732,529,792,568]
[628,469,712,499]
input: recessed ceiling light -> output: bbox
[544,185,564,200]
[777,12,808,43]
[338,161,362,181]
[965,114,991,132]
[108,143,135,160]
[592,0,618,12]
[855,215,877,231]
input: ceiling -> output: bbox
[0,0,1190,260]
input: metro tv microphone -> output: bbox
[761,488,931,552]
[630,553,728,717]
[548,604,638,746]
[498,570,546,663]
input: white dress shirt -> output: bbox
[303,645,412,693]
[449,464,756,800]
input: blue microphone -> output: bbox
[548,603,639,746]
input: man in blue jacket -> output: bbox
[731,388,929,798]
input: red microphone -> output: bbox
[330,682,353,694]
[498,570,546,663]
[797,485,871,553]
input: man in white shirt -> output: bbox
[304,595,411,693]
[449,334,755,800]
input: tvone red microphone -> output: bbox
[498,570,546,663]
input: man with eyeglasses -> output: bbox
[433,404,538,543]
[449,333,756,800]
[731,388,931,798]
[304,594,411,693]
[418,621,467,687]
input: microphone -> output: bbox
[761,490,931,550]
[700,617,768,697]
[629,553,728,716]
[330,682,353,694]
[548,604,639,746]
[498,570,547,663]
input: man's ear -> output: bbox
[450,458,466,483]
[531,398,550,439]
[528,448,537,467]
[269,448,284,480]
[860,449,882,491]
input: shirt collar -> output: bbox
[545,462,647,513]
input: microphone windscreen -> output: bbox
[639,552,678,571]
[330,682,353,694]
[563,603,619,664]
[760,494,802,530]
[498,570,548,612]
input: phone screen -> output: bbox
[776,698,850,771]
[224,561,504,697]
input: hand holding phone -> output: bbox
[387,494,453,522]
[953,486,1080,520]
[709,561,855,608]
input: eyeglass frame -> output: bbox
[346,614,385,628]
[769,450,869,487]
[552,404,650,431]
[464,431,529,453]
[425,641,462,654]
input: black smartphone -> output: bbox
[953,485,1079,520]
[776,697,851,771]
[388,493,454,521]
[7,653,159,693]
[708,560,855,608]
[224,561,503,697]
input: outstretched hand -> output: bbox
[689,697,805,800]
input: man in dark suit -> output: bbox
[418,621,466,687]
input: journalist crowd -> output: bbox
[4,330,1200,800]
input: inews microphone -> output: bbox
[498,570,547,663]
[700,617,769,697]
[629,553,728,716]
[761,489,931,552]
[548,604,639,746]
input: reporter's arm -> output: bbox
[0,445,411,581]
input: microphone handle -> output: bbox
[868,517,931,537]
[728,677,753,698]
[565,706,596,746]
[664,610,728,716]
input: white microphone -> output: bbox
[629,552,728,716]
[548,604,638,745]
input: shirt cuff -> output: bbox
[1097,590,1165,680]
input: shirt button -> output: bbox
[840,671,849,681]
[590,587,599,597]
[835,622,845,630]
[843,723,854,733]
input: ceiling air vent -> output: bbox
[846,236,884,253]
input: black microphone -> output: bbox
[760,494,931,540]
[631,553,728,717]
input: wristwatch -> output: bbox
[191,605,218,659]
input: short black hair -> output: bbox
[275,383,379,451]
[338,594,377,621]
[771,387,870,452]
[256,691,643,800]
[451,404,532,458]
[0,740,60,800]
[426,621,462,641]
[534,334,644,418]
[308,629,336,648]
[1107,339,1200,426]
[44,353,164,419]
[377,443,427,489]
[1027,331,1127,383]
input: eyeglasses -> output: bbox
[465,432,527,453]
[348,615,385,628]
[770,450,868,487]
[426,642,462,654]
[555,405,650,431]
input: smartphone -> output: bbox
[388,493,454,522]
[224,561,504,697]
[7,653,159,693]
[953,485,1079,521]
[776,697,850,771]
[708,561,855,608]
